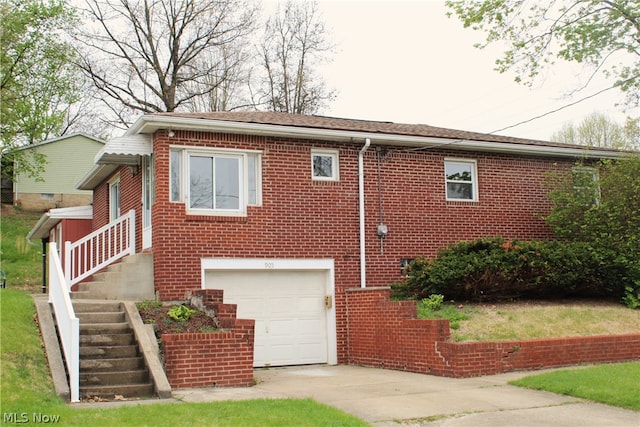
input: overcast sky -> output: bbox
[310,0,634,141]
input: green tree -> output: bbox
[0,0,81,179]
[550,111,638,150]
[445,1,640,108]
[545,155,640,301]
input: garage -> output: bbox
[202,258,337,367]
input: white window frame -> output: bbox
[311,149,340,181]
[108,175,121,221]
[170,146,262,215]
[444,158,478,202]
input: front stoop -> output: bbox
[75,301,154,399]
[72,253,154,301]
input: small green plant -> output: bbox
[622,285,640,309]
[199,326,219,333]
[136,300,162,311]
[417,299,473,330]
[422,294,444,311]
[168,305,198,322]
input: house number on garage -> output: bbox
[264,262,275,269]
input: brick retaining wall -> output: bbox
[346,287,640,377]
[161,290,255,389]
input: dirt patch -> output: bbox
[137,303,221,336]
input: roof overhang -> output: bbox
[94,134,152,165]
[76,164,119,190]
[127,115,624,160]
[27,205,93,242]
[76,134,152,190]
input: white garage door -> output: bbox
[205,269,330,367]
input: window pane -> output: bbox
[445,163,472,181]
[190,156,213,209]
[248,155,256,205]
[313,154,333,178]
[109,180,120,220]
[215,157,240,210]
[170,150,181,202]
[447,182,473,199]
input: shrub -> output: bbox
[545,155,640,306]
[392,237,614,302]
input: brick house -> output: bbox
[74,112,623,368]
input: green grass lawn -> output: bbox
[510,363,640,411]
[0,289,369,426]
[0,207,43,291]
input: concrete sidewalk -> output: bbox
[169,365,639,427]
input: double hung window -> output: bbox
[445,159,478,201]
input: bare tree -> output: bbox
[182,41,253,112]
[75,0,258,126]
[550,111,636,150]
[256,0,336,114]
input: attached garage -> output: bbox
[201,258,337,367]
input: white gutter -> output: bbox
[128,115,624,160]
[359,138,371,288]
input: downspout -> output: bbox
[358,138,371,288]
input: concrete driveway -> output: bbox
[171,365,639,427]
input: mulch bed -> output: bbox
[137,304,221,336]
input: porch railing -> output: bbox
[65,210,136,287]
[49,242,79,402]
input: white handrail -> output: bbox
[49,242,79,403]
[65,210,136,286]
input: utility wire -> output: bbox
[489,74,639,135]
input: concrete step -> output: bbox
[80,323,131,335]
[81,383,154,399]
[70,291,92,300]
[80,345,139,359]
[72,253,155,301]
[76,311,125,324]
[80,333,135,347]
[73,301,122,313]
[80,370,149,386]
[80,356,145,372]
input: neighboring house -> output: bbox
[43,112,627,369]
[12,133,105,210]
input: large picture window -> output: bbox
[189,155,241,211]
[170,148,261,215]
[445,159,478,201]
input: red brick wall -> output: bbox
[146,130,571,362]
[91,166,143,253]
[346,288,640,377]
[161,319,255,388]
[161,289,255,389]
[92,129,574,363]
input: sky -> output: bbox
[309,0,635,141]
